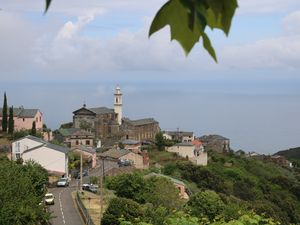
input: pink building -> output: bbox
[0,107,43,131]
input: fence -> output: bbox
[75,192,95,225]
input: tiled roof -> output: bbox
[18,135,69,154]
[122,139,141,145]
[99,149,131,159]
[88,107,114,115]
[14,135,48,144]
[71,145,96,154]
[125,118,158,126]
[0,107,39,118]
[165,131,194,137]
[174,142,194,147]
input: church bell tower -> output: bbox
[114,86,122,125]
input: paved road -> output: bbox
[48,181,83,225]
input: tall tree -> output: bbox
[1,92,8,132]
[155,132,165,151]
[8,106,14,135]
[31,121,37,136]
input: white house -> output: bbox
[12,135,69,176]
[166,142,207,166]
[163,131,194,143]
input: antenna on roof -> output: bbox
[83,100,86,108]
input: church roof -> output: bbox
[125,118,158,126]
[88,107,114,115]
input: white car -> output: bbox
[44,193,55,205]
[56,177,69,187]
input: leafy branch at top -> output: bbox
[44,0,238,62]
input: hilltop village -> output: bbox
[0,87,232,175]
[0,88,299,225]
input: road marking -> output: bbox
[59,189,66,225]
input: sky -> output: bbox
[1,0,300,154]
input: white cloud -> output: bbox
[238,0,300,14]
[282,10,300,35]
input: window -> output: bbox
[76,140,79,145]
[40,116,41,122]
[16,153,21,160]
[36,117,38,122]
[86,140,90,145]
[23,118,25,122]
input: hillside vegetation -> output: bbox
[275,147,300,166]
[103,149,300,225]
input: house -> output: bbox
[166,142,207,166]
[71,145,97,168]
[145,173,190,199]
[163,131,194,143]
[54,128,94,148]
[122,139,142,153]
[198,134,230,153]
[0,106,43,131]
[99,148,149,170]
[12,135,69,176]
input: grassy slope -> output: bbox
[148,149,300,224]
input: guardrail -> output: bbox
[75,192,95,225]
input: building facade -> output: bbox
[12,135,69,176]
[72,87,160,142]
[0,107,43,131]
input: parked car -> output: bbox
[56,177,69,187]
[88,185,98,193]
[82,183,98,193]
[44,193,55,205]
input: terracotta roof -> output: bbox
[192,140,203,146]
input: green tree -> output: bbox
[102,197,144,225]
[187,190,225,221]
[144,176,183,210]
[2,92,8,132]
[30,121,37,136]
[105,173,148,203]
[155,132,165,151]
[44,0,238,61]
[0,159,50,225]
[8,106,14,135]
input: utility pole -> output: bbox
[99,157,104,224]
[80,147,83,192]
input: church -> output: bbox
[72,87,160,142]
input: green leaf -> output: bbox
[202,32,217,62]
[205,0,238,35]
[44,0,52,14]
[149,0,202,55]
[149,0,238,61]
